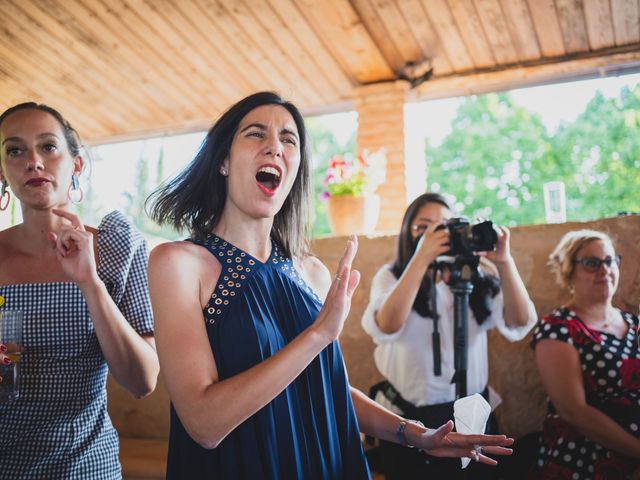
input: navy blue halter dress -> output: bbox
[166,235,370,479]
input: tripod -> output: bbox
[446,255,480,400]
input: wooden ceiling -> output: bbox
[1,0,639,143]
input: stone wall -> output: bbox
[107,215,639,440]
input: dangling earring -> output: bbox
[68,174,84,204]
[0,182,10,211]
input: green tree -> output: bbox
[425,85,640,225]
[426,93,551,225]
[125,143,180,240]
[549,86,640,219]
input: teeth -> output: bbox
[258,166,280,178]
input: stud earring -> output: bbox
[0,182,10,211]
[220,167,228,176]
[68,174,84,204]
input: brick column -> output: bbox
[354,80,423,233]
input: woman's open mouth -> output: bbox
[255,165,282,195]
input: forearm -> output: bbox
[376,258,429,333]
[79,279,159,398]
[495,258,534,327]
[179,326,329,449]
[351,386,400,442]
[558,403,640,459]
[351,387,427,445]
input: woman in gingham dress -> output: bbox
[531,230,640,479]
[0,103,159,479]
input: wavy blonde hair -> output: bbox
[548,229,615,289]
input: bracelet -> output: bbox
[396,419,426,448]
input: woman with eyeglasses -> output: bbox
[531,229,640,479]
[361,192,536,479]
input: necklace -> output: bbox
[568,304,617,330]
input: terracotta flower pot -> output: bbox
[326,194,380,236]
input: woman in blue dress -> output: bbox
[0,103,160,478]
[147,91,514,479]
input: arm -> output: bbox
[535,339,640,458]
[150,237,360,449]
[49,209,158,398]
[485,226,535,328]
[375,228,449,334]
[350,387,513,464]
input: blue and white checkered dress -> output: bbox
[0,211,154,479]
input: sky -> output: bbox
[82,72,640,222]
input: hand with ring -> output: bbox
[311,235,360,345]
[412,420,513,466]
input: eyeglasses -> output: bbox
[411,224,430,235]
[574,255,621,272]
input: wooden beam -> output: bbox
[526,0,566,57]
[411,48,640,101]
[610,0,640,45]
[400,0,453,74]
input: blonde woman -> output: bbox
[532,230,640,479]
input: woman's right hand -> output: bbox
[414,420,514,464]
[414,226,450,266]
[0,342,23,384]
[312,236,360,344]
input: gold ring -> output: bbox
[335,274,342,281]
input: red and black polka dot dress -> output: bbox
[531,307,640,479]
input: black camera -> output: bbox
[436,217,497,257]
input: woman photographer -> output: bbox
[362,192,536,479]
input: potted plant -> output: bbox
[321,149,386,236]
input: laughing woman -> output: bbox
[147,91,514,480]
[0,103,159,478]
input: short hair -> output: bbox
[548,229,614,289]
[0,102,82,157]
[147,92,310,259]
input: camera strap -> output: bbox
[430,267,442,376]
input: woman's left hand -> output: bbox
[482,225,512,265]
[48,209,98,285]
[415,420,514,466]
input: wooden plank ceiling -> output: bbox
[1,0,639,143]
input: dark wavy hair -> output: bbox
[391,192,500,324]
[0,102,82,157]
[147,92,311,259]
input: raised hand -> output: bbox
[312,235,360,344]
[414,420,513,466]
[414,226,450,266]
[483,225,511,265]
[48,209,98,286]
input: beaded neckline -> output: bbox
[196,234,320,326]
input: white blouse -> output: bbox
[362,265,536,407]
